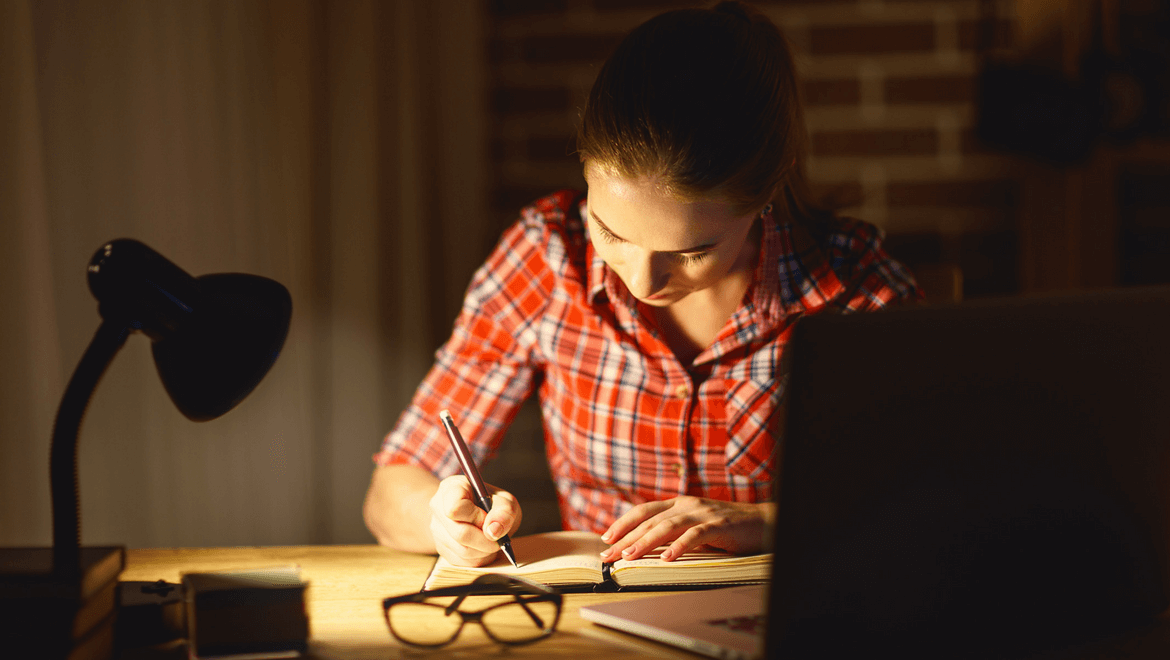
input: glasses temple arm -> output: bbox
[511,593,549,628]
[445,592,471,616]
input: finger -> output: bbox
[482,488,522,541]
[601,500,671,546]
[659,523,712,562]
[431,509,498,553]
[617,514,698,561]
[434,534,498,567]
[429,479,500,561]
[430,516,499,567]
[602,496,708,559]
[601,504,675,561]
[434,476,487,526]
[603,501,661,543]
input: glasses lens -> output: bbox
[480,598,560,643]
[386,602,463,646]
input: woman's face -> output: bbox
[584,162,761,308]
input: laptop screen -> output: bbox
[767,286,1170,658]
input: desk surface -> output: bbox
[122,545,707,660]
[123,545,1170,660]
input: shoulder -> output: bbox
[513,190,587,246]
[502,189,590,280]
[818,216,922,307]
[820,216,885,264]
[471,189,589,305]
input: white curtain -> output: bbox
[0,0,489,547]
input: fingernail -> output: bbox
[660,549,673,561]
[487,522,502,539]
[621,546,634,557]
[601,531,612,542]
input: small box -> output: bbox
[182,566,308,660]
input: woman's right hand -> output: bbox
[429,474,523,567]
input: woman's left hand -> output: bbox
[598,496,775,562]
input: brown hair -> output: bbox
[577,1,828,227]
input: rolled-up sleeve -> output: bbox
[373,216,553,476]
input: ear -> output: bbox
[761,181,784,216]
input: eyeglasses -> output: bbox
[381,573,563,648]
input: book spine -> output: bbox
[592,562,619,593]
[610,580,770,593]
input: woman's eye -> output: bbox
[593,223,622,244]
[678,251,711,265]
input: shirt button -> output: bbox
[674,384,689,399]
[673,463,684,477]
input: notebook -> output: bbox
[582,286,1170,660]
[423,530,770,592]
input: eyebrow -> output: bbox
[589,210,719,254]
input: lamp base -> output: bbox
[0,545,125,659]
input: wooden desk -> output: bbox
[124,546,1170,659]
[121,545,704,659]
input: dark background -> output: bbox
[2,0,1167,548]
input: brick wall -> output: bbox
[487,0,1023,300]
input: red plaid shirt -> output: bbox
[374,190,921,534]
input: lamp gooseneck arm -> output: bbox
[50,320,130,574]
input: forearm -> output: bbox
[363,463,441,554]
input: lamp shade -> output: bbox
[86,239,292,421]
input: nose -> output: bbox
[626,251,671,298]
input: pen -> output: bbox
[438,409,519,568]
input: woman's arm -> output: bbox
[365,203,574,563]
[363,463,441,553]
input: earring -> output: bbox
[762,203,773,217]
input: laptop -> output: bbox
[581,286,1170,659]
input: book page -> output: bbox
[423,530,608,590]
[610,549,773,587]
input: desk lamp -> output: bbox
[1,238,292,658]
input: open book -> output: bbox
[423,531,772,592]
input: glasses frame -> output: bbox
[381,573,563,649]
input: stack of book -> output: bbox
[0,546,125,660]
[182,566,309,659]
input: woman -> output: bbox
[364,1,921,567]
